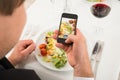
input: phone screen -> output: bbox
[57,13,78,45]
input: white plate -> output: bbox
[34,28,73,71]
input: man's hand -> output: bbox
[54,29,93,77]
[8,40,36,66]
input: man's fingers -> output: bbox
[54,30,58,34]
[55,43,68,51]
[76,28,81,35]
[65,28,82,44]
[65,35,76,44]
[76,28,85,38]
[18,40,33,47]
[53,30,58,39]
[56,43,65,49]
[52,34,58,39]
[22,41,36,55]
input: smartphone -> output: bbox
[57,13,78,45]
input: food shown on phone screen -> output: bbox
[57,13,78,45]
[58,18,76,39]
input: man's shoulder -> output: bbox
[0,69,41,80]
[0,64,5,72]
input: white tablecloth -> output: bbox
[18,0,120,80]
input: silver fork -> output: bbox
[91,41,99,75]
[91,40,104,77]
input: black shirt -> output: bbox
[0,57,41,80]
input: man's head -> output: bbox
[0,0,26,59]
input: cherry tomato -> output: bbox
[40,48,47,56]
[39,44,46,49]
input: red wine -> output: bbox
[91,3,111,18]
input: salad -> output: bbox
[38,31,67,68]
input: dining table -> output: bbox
[13,0,120,80]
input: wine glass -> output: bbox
[50,0,55,4]
[90,0,111,40]
[63,0,71,12]
[50,0,71,13]
[91,2,111,18]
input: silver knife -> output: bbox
[91,40,104,77]
[96,41,104,61]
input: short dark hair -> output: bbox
[0,0,25,16]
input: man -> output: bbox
[0,0,40,80]
[0,0,94,80]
